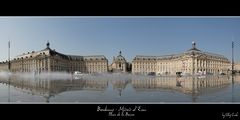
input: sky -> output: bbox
[0,16,240,63]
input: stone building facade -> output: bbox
[109,51,131,73]
[0,41,231,75]
[110,51,127,72]
[0,42,108,74]
[234,62,240,72]
[132,42,231,75]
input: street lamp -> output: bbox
[7,41,11,102]
[8,41,10,71]
[232,41,234,74]
[232,40,240,73]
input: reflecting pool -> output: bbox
[0,73,240,103]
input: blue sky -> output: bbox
[0,17,240,63]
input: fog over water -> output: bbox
[0,71,72,80]
[0,71,153,81]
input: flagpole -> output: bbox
[232,41,234,74]
[8,41,10,71]
[8,40,10,103]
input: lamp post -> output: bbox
[8,41,10,102]
[231,41,235,102]
[232,41,234,74]
[8,41,10,71]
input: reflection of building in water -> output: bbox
[131,76,233,96]
[111,79,130,96]
[132,42,230,75]
[1,75,240,102]
[0,77,108,102]
[0,42,108,74]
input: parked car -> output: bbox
[147,72,156,76]
[220,73,226,75]
[176,72,182,77]
[156,72,161,76]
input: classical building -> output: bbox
[109,51,131,73]
[0,42,108,73]
[234,62,240,73]
[132,42,231,75]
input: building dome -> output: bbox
[111,51,128,73]
[115,51,126,61]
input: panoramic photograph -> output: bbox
[0,16,240,103]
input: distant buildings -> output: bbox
[132,42,231,75]
[0,42,108,73]
[0,41,232,75]
[234,62,240,72]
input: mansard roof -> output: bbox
[83,55,107,60]
[14,42,107,61]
